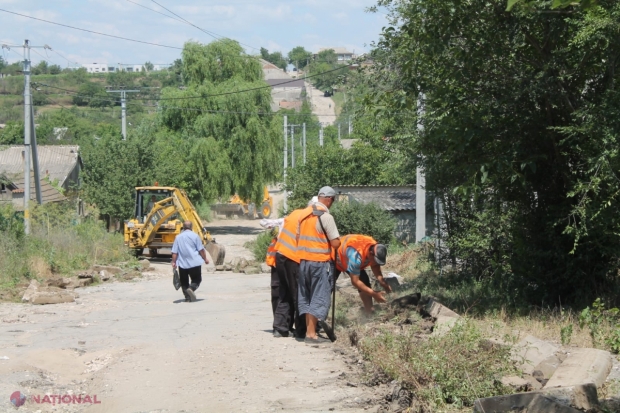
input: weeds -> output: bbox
[358,320,515,410]
[579,298,620,353]
[0,203,132,297]
[245,230,275,262]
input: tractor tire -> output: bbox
[258,202,272,219]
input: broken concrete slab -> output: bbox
[500,375,529,391]
[139,259,150,270]
[511,335,559,375]
[474,390,588,413]
[260,263,271,273]
[545,348,612,389]
[30,290,78,305]
[540,383,599,411]
[533,354,562,382]
[77,273,94,279]
[431,315,459,336]
[99,270,113,281]
[91,265,123,275]
[21,279,40,303]
[424,297,460,319]
[525,394,582,413]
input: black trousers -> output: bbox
[179,265,202,292]
[273,254,306,337]
[270,266,279,317]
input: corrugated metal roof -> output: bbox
[333,185,416,211]
[0,145,79,186]
[6,172,67,208]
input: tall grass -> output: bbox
[0,202,131,291]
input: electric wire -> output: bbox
[34,65,350,101]
[149,0,260,52]
[0,8,183,50]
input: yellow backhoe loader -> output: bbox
[123,186,226,265]
[211,186,273,219]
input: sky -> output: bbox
[0,0,389,68]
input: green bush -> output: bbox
[331,201,396,246]
[247,230,274,262]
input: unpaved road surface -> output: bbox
[0,219,374,413]
[307,83,336,126]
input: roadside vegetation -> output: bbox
[0,202,131,300]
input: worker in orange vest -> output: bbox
[297,186,341,345]
[333,234,390,314]
[271,200,318,338]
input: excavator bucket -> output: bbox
[206,242,226,266]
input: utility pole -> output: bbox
[416,94,426,243]
[338,123,341,140]
[106,88,140,140]
[22,39,46,234]
[319,123,324,147]
[348,116,352,135]
[283,115,288,211]
[302,123,306,165]
[290,125,295,168]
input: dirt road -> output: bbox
[0,219,374,413]
[307,83,336,126]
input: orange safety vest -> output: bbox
[333,234,377,273]
[296,203,332,262]
[265,238,277,267]
[273,206,315,263]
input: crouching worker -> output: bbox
[333,235,390,314]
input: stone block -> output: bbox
[21,279,40,303]
[77,273,94,279]
[424,297,460,319]
[215,265,225,271]
[30,290,77,305]
[243,266,260,275]
[525,394,582,413]
[501,375,529,391]
[533,355,562,382]
[139,259,150,270]
[545,348,612,389]
[540,383,599,411]
[99,270,113,281]
[511,335,558,375]
[431,315,459,336]
[474,392,583,413]
[525,375,543,391]
[91,265,122,275]
[260,263,271,273]
[479,337,510,351]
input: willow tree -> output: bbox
[159,40,280,203]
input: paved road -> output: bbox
[306,83,336,126]
[0,219,371,413]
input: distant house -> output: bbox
[332,185,434,243]
[0,172,66,210]
[316,47,355,63]
[259,59,306,111]
[82,63,110,73]
[0,146,82,193]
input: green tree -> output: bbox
[49,64,62,75]
[144,61,154,71]
[369,0,620,306]
[0,56,6,72]
[160,40,281,204]
[260,47,287,71]
[72,82,110,108]
[32,61,48,75]
[288,46,312,69]
[308,49,348,92]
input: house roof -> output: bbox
[333,185,416,211]
[6,172,67,208]
[318,47,354,55]
[0,145,80,186]
[266,78,305,88]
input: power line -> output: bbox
[34,65,350,102]
[149,0,260,52]
[125,0,190,26]
[0,8,183,50]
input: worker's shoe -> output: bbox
[273,330,289,338]
[304,336,331,345]
[185,288,196,302]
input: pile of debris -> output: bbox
[214,257,268,274]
